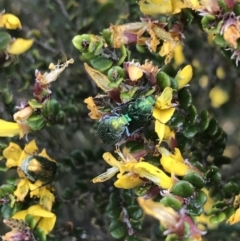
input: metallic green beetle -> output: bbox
[20,155,62,184]
[97,114,131,145]
[97,95,156,145]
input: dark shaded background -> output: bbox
[1,0,240,240]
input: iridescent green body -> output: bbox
[20,155,62,183]
[97,115,131,145]
[121,96,156,133]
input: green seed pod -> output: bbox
[183,172,205,189]
[209,215,219,224]
[223,181,240,198]
[156,72,171,90]
[171,180,194,197]
[20,155,62,184]
[127,205,143,220]
[182,125,198,138]
[0,31,11,51]
[25,214,37,230]
[216,0,228,12]
[206,119,219,136]
[90,56,113,72]
[35,226,47,241]
[217,212,227,222]
[188,105,198,124]
[42,99,61,117]
[160,196,182,211]
[28,99,43,109]
[233,3,240,15]
[214,34,227,47]
[199,110,209,132]
[109,220,127,239]
[178,88,192,110]
[72,34,93,53]
[27,114,46,131]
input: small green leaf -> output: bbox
[109,220,127,239]
[171,180,194,197]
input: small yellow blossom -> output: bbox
[3,140,56,205]
[84,97,102,120]
[0,119,21,137]
[209,86,229,108]
[128,65,143,81]
[153,87,175,143]
[227,207,240,225]
[174,43,185,66]
[139,0,201,15]
[93,151,174,189]
[175,65,193,89]
[159,147,190,176]
[12,204,56,234]
[138,197,179,227]
[223,25,240,49]
[0,13,22,29]
[7,38,34,55]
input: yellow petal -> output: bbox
[139,0,173,15]
[209,86,229,108]
[39,188,55,211]
[175,65,193,89]
[3,142,22,168]
[7,38,34,55]
[0,119,20,137]
[84,97,101,120]
[227,208,240,225]
[0,13,22,29]
[18,140,38,166]
[128,65,143,81]
[138,197,178,227]
[160,154,188,176]
[84,63,112,92]
[174,43,185,66]
[92,166,119,183]
[13,106,34,122]
[103,152,121,168]
[38,214,56,234]
[28,204,55,218]
[14,179,30,201]
[133,162,173,189]
[12,210,28,220]
[171,148,185,163]
[39,149,55,162]
[153,107,175,123]
[155,120,165,143]
[172,0,188,13]
[163,125,175,140]
[114,173,143,189]
[154,87,173,109]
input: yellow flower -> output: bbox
[12,204,56,234]
[159,147,193,176]
[139,0,201,15]
[153,87,175,143]
[175,65,193,89]
[138,197,179,228]
[92,151,174,189]
[83,97,102,120]
[227,208,240,225]
[0,119,21,137]
[209,86,229,108]
[7,38,34,55]
[3,140,56,205]
[0,13,22,29]
[174,43,185,66]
